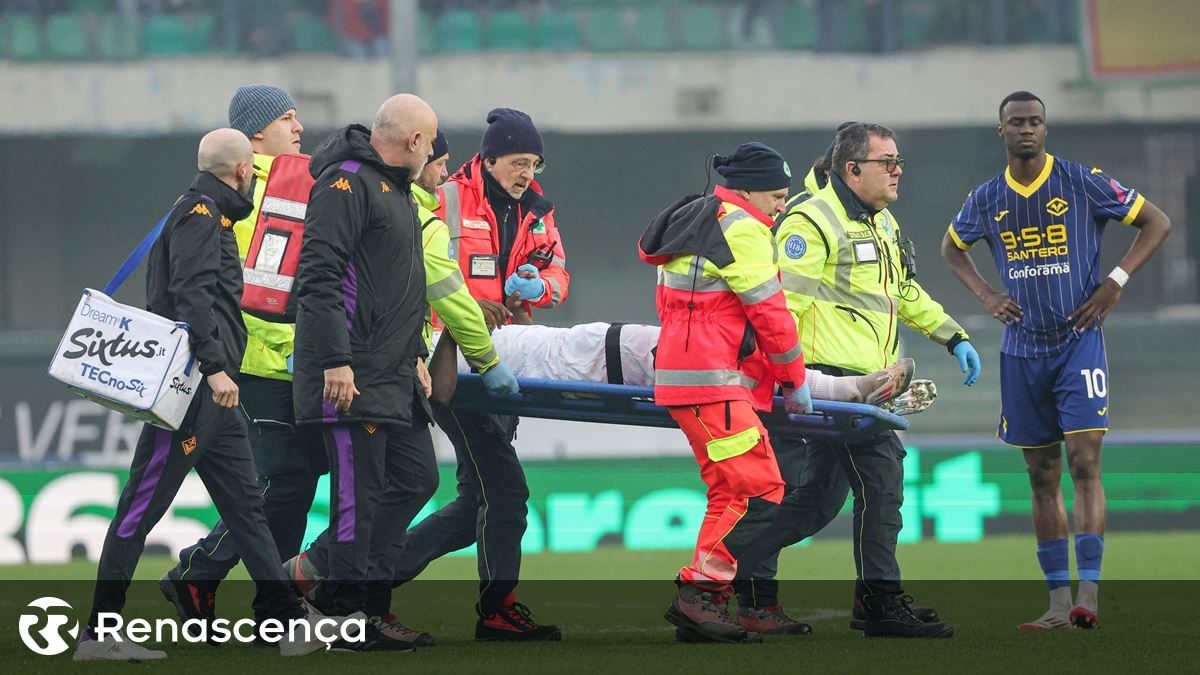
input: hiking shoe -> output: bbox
[665,583,761,644]
[73,628,167,662]
[882,379,938,416]
[283,552,322,596]
[857,358,916,407]
[159,570,217,643]
[326,620,414,653]
[851,596,939,630]
[737,604,812,635]
[862,594,953,638]
[1069,606,1100,629]
[1018,610,1071,630]
[372,614,435,647]
[476,593,562,641]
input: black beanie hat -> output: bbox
[479,108,543,161]
[430,129,449,161]
[714,142,792,192]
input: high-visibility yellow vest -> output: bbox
[776,181,965,374]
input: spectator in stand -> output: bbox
[328,0,389,59]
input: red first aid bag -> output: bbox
[241,153,313,322]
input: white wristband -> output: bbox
[1108,266,1130,288]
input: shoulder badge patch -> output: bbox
[530,218,546,234]
[784,234,807,259]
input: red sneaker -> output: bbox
[475,593,562,642]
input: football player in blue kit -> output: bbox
[941,91,1171,630]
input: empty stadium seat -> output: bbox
[2,14,42,60]
[778,0,817,50]
[290,12,337,52]
[486,9,532,50]
[585,6,626,52]
[630,5,671,51]
[437,9,482,53]
[44,13,90,60]
[142,14,186,55]
[679,4,722,51]
[96,12,139,58]
[536,7,581,52]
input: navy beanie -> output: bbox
[714,142,792,192]
[479,108,543,161]
[228,84,296,138]
[823,121,859,167]
[430,129,449,161]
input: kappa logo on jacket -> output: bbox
[380,181,392,193]
[330,177,353,193]
[181,436,197,455]
[220,215,233,228]
[190,203,212,217]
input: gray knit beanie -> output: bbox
[228,84,297,137]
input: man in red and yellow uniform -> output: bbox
[639,142,812,644]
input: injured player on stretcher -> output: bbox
[429,322,936,414]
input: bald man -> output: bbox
[75,129,339,661]
[292,94,437,650]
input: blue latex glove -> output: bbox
[784,382,813,415]
[503,264,546,301]
[480,362,519,395]
[286,352,294,375]
[952,341,981,386]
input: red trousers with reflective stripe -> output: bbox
[669,400,785,589]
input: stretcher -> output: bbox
[449,374,908,441]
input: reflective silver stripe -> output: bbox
[465,347,499,371]
[243,267,294,291]
[426,273,465,302]
[929,317,963,343]
[736,276,782,306]
[550,254,567,268]
[656,368,758,389]
[718,208,747,231]
[766,343,803,364]
[658,263,731,293]
[806,199,854,293]
[441,181,462,241]
[545,276,562,306]
[813,282,890,314]
[260,196,306,220]
[780,269,821,298]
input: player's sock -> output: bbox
[1074,534,1103,611]
[1036,538,1071,611]
[806,371,840,401]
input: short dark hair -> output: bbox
[831,123,895,179]
[998,91,1045,121]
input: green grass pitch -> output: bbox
[1,532,1195,673]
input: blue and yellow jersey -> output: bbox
[948,154,1144,357]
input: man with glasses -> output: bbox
[729,123,977,639]
[386,108,566,641]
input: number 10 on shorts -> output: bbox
[1080,368,1107,399]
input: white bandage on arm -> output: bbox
[1108,266,1130,288]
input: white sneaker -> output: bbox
[1017,609,1070,631]
[277,610,367,657]
[73,629,168,662]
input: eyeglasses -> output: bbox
[853,157,905,172]
[509,158,545,175]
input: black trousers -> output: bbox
[89,386,302,628]
[305,421,438,617]
[319,416,432,617]
[173,375,325,584]
[734,429,908,606]
[390,406,529,616]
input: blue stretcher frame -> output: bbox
[449,375,908,441]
